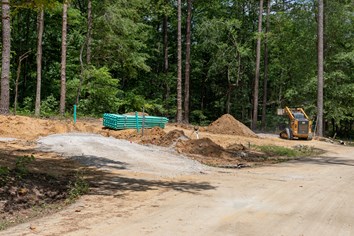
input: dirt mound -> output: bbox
[175,138,262,167]
[0,115,105,140]
[107,126,166,145]
[158,129,189,147]
[207,114,257,137]
[176,138,225,157]
[227,143,247,151]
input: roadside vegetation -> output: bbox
[0,153,89,231]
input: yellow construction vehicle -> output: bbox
[279,106,313,140]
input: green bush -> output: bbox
[21,97,34,114]
[68,172,89,201]
[41,94,59,116]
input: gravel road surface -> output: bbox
[37,133,207,177]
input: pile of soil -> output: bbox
[175,138,254,167]
[107,126,167,145]
[140,127,167,145]
[176,138,225,157]
[207,114,257,137]
[0,115,104,140]
[158,130,189,147]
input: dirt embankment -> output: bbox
[0,114,268,168]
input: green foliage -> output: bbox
[75,67,120,114]
[41,94,59,116]
[0,166,10,187]
[21,97,35,114]
[94,0,151,77]
[190,110,210,126]
[14,155,35,179]
[6,0,354,131]
[256,145,300,157]
[256,145,317,157]
[68,172,89,201]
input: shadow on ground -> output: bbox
[0,144,216,199]
[296,155,354,167]
[87,174,216,196]
[69,155,128,170]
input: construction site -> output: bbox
[1,113,353,235]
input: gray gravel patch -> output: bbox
[37,133,208,177]
[0,137,17,142]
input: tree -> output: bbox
[77,0,93,105]
[252,0,264,130]
[14,51,30,115]
[86,0,92,65]
[317,0,324,136]
[176,0,183,123]
[183,0,192,123]
[60,1,68,115]
[163,6,169,99]
[0,0,11,115]
[35,8,44,116]
[261,0,271,130]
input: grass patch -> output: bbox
[255,145,320,158]
[257,145,299,157]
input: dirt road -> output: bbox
[2,134,354,236]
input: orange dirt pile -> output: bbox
[175,138,251,167]
[0,115,104,140]
[158,129,189,147]
[207,114,257,137]
[108,127,166,145]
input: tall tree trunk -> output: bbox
[317,0,324,136]
[252,0,264,130]
[261,0,271,130]
[176,0,183,123]
[77,0,93,104]
[14,51,30,115]
[163,13,170,111]
[226,68,236,114]
[76,41,85,105]
[183,0,192,123]
[0,0,11,115]
[86,0,92,64]
[163,15,168,74]
[60,2,68,115]
[35,9,44,116]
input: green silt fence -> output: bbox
[103,113,169,130]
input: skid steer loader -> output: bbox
[279,107,313,140]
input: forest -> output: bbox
[0,0,353,137]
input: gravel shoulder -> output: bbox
[37,133,209,177]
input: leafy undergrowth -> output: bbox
[0,155,89,231]
[254,144,323,163]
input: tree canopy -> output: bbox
[0,0,353,138]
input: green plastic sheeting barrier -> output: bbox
[103,113,169,130]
